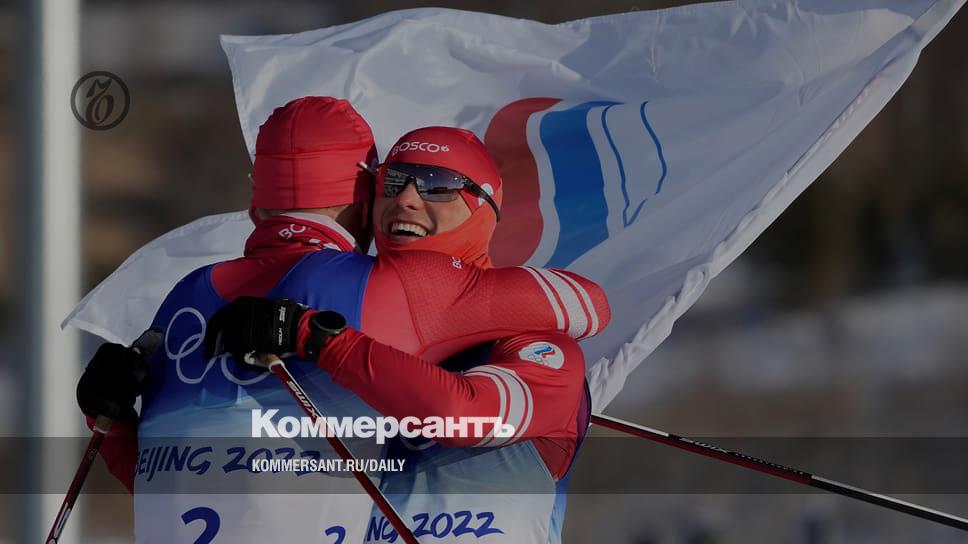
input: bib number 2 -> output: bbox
[180,506,347,543]
[181,507,220,544]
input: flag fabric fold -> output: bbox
[63,212,252,344]
[65,0,964,410]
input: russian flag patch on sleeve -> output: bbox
[518,341,564,369]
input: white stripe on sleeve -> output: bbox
[464,365,533,447]
[520,266,565,331]
[533,268,588,339]
[463,369,507,447]
[549,269,599,337]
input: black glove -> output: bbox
[203,297,309,363]
[76,342,150,422]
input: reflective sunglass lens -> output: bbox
[421,190,460,202]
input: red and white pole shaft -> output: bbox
[257,353,419,544]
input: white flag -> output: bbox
[65,0,964,410]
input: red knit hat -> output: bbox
[252,96,376,209]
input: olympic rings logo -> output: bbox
[164,307,270,386]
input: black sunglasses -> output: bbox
[381,162,500,221]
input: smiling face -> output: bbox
[373,181,472,244]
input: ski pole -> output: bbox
[254,353,419,544]
[47,329,164,544]
[591,413,968,532]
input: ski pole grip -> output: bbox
[131,328,164,357]
[250,352,282,368]
[92,328,164,428]
[93,414,113,435]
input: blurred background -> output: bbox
[1,0,967,542]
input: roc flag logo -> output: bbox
[518,341,565,370]
[485,97,668,267]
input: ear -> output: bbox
[248,205,263,226]
[356,200,374,254]
[360,199,371,230]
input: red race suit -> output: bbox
[90,213,609,491]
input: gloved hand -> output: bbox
[204,297,310,363]
[76,342,150,422]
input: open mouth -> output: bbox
[389,221,429,238]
